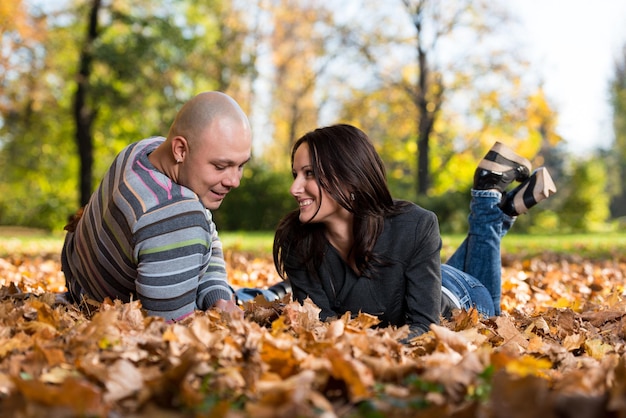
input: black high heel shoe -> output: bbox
[473,142,532,192]
[500,167,556,216]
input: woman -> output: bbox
[264,124,554,339]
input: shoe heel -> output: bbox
[482,142,532,174]
[474,142,532,192]
[501,167,556,216]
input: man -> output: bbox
[61,91,250,320]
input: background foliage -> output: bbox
[0,0,624,233]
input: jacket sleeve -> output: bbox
[404,210,442,337]
[286,258,339,321]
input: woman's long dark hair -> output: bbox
[273,124,411,280]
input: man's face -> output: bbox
[178,117,252,210]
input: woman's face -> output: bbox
[290,143,349,225]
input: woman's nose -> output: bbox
[289,176,303,196]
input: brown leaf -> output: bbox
[495,315,529,353]
[326,347,374,402]
[104,359,144,402]
[12,376,107,416]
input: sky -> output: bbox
[511,0,626,155]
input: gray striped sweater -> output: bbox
[61,136,234,320]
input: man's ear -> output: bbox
[171,136,188,163]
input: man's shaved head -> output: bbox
[168,91,250,145]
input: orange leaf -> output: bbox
[326,348,373,402]
[13,377,107,416]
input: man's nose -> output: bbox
[223,168,242,188]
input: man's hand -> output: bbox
[214,298,243,319]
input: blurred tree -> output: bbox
[558,158,609,232]
[609,44,626,218]
[343,0,551,197]
[0,0,77,229]
[0,0,260,229]
[261,0,359,170]
[72,0,259,205]
[339,81,563,232]
[268,0,322,157]
[0,0,573,232]
[401,0,545,196]
[73,0,100,207]
[0,0,46,112]
[339,73,562,192]
[339,87,419,200]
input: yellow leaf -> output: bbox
[553,297,581,311]
[270,315,289,335]
[261,338,299,379]
[505,355,552,378]
[584,338,614,360]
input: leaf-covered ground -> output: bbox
[1,250,626,417]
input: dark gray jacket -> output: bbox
[287,202,442,337]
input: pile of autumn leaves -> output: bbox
[1,253,626,417]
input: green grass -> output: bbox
[443,232,626,260]
[0,227,65,256]
[219,230,275,254]
[1,227,625,260]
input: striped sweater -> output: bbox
[61,137,234,320]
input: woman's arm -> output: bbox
[404,210,443,337]
[288,267,339,321]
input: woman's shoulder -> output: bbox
[391,200,438,221]
[386,201,439,234]
[377,201,440,252]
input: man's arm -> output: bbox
[196,218,241,317]
[134,206,234,320]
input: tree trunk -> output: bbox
[415,25,433,196]
[73,0,101,207]
[417,110,433,196]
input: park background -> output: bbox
[2,0,626,236]
[5,2,626,416]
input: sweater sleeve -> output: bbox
[404,210,442,337]
[134,205,233,320]
[196,217,235,310]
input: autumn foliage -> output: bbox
[1,251,626,417]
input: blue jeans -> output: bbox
[442,189,515,316]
